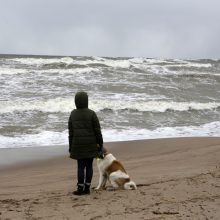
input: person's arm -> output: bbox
[92,112,103,149]
[68,114,73,153]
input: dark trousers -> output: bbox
[77,158,94,186]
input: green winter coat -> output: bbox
[68,92,103,160]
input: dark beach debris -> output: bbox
[136,183,150,187]
[0,199,19,205]
[72,203,90,208]
[22,199,30,202]
[90,215,102,220]
[152,210,179,215]
[32,200,40,205]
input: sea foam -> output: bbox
[0,121,220,148]
[1,98,219,114]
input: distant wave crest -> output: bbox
[1,98,219,113]
[1,56,219,78]
[5,56,217,76]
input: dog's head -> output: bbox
[102,147,109,157]
[97,147,109,160]
[96,147,110,160]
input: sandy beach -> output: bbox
[0,137,220,219]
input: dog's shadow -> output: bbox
[92,186,116,192]
[92,186,127,193]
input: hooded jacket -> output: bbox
[68,92,103,159]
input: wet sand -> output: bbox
[0,137,220,219]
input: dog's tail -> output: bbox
[124,180,137,190]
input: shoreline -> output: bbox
[0,136,220,169]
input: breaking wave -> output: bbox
[7,56,215,69]
[0,121,220,148]
[0,98,219,114]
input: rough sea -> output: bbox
[0,54,220,148]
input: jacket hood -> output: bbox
[75,91,88,109]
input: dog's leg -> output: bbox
[101,174,108,189]
[109,174,119,189]
[95,174,105,190]
[109,179,119,189]
[105,177,118,191]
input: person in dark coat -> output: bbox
[68,91,103,195]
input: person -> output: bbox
[68,91,103,195]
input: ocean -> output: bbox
[0,54,220,148]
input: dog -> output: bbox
[95,147,137,190]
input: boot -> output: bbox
[73,184,84,196]
[83,183,91,194]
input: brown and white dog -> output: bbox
[95,148,137,190]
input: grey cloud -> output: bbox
[0,0,219,59]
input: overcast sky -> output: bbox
[0,0,219,59]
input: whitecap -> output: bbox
[0,121,220,148]
[0,67,29,75]
[1,98,220,114]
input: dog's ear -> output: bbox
[102,147,108,154]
